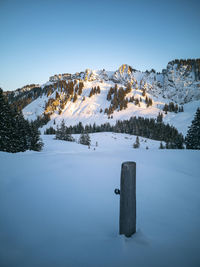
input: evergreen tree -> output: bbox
[56,119,74,141]
[73,93,77,102]
[77,122,84,133]
[44,126,56,135]
[84,132,91,146]
[79,132,91,146]
[163,104,168,114]
[0,88,43,152]
[173,135,184,149]
[133,136,140,148]
[159,142,164,149]
[14,111,29,152]
[56,119,66,140]
[157,112,163,123]
[79,133,86,145]
[65,129,74,142]
[29,122,44,151]
[185,108,200,149]
[0,89,15,152]
[142,89,146,96]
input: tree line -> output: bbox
[45,116,185,149]
[55,120,91,146]
[163,102,184,113]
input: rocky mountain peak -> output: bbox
[118,64,133,75]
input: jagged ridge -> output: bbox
[3,59,200,135]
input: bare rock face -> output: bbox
[162,59,200,104]
[112,64,134,84]
[109,60,200,104]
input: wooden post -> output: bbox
[119,161,136,237]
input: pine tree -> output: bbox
[79,132,91,146]
[29,122,44,151]
[159,142,164,149]
[79,133,86,145]
[163,104,168,114]
[56,119,66,140]
[73,93,77,102]
[157,112,163,123]
[142,89,146,97]
[55,120,74,142]
[133,136,140,148]
[44,126,56,135]
[84,133,91,146]
[65,127,74,142]
[77,122,84,133]
[0,88,43,152]
[173,135,184,149]
[185,108,200,149]
[0,89,15,152]
[14,111,29,152]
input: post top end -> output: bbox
[122,161,136,167]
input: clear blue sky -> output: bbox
[0,0,199,91]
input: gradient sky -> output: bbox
[0,0,200,91]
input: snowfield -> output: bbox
[0,134,200,267]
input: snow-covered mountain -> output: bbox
[47,59,200,104]
[6,59,200,135]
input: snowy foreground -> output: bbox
[0,133,200,267]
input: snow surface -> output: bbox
[0,134,200,267]
[23,94,49,121]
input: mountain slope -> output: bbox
[5,59,200,135]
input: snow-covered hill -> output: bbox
[6,59,200,135]
[1,134,200,267]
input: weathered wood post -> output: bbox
[115,161,136,237]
